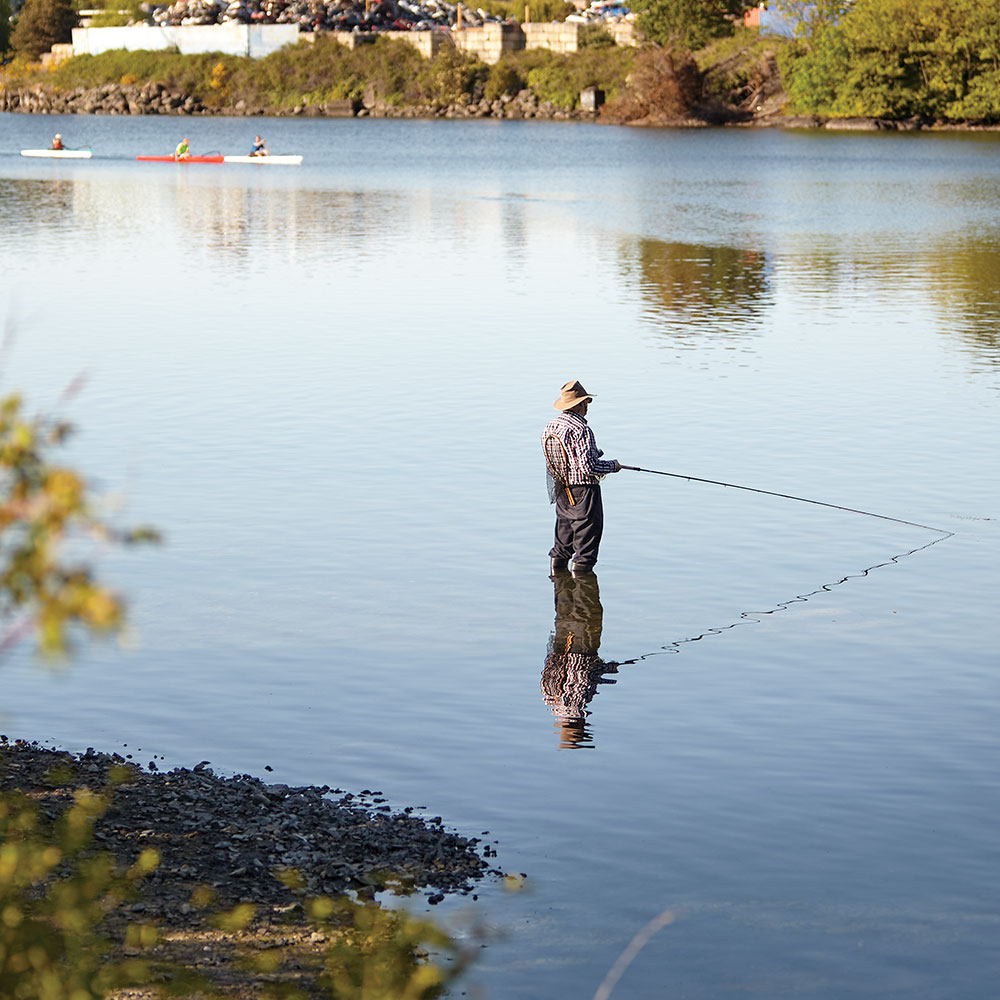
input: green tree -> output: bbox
[779,0,1000,121]
[10,0,75,59]
[771,0,855,37]
[629,0,752,50]
[0,0,12,57]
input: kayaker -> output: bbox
[175,137,191,160]
[542,381,621,577]
[250,135,269,157]
[50,134,63,150]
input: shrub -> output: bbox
[413,46,484,106]
[697,24,791,100]
[484,58,524,102]
[601,46,702,124]
[579,23,615,49]
[520,46,632,108]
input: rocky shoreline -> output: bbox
[0,739,499,995]
[0,738,495,912]
[0,80,599,120]
[4,81,998,130]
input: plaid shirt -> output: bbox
[543,411,618,486]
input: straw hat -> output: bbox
[553,380,594,411]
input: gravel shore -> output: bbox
[0,738,498,996]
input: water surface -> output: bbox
[0,114,997,998]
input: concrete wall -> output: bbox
[71,21,631,64]
[40,42,75,67]
[523,21,579,55]
[452,23,525,64]
[301,29,376,50]
[71,23,300,59]
[606,20,638,47]
[401,28,456,60]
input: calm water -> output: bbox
[1,113,998,999]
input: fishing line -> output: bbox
[608,530,952,668]
[620,465,953,538]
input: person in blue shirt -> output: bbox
[250,135,269,157]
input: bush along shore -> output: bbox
[4,31,998,129]
[0,739,495,906]
[0,37,634,119]
[0,739,500,996]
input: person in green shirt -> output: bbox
[175,137,190,160]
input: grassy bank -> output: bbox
[3,34,636,113]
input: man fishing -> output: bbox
[543,381,621,577]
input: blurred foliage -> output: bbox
[9,0,75,59]
[779,0,1000,121]
[0,391,160,658]
[628,0,752,50]
[305,895,468,1000]
[0,769,475,998]
[0,777,207,998]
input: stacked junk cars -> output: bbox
[149,0,630,31]
[152,0,511,30]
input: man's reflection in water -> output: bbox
[541,572,619,749]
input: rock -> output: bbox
[824,117,881,130]
[0,742,496,922]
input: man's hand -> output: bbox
[612,460,622,473]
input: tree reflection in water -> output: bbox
[625,237,770,341]
[541,572,619,750]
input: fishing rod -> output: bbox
[619,465,953,537]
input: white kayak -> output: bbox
[21,149,93,159]
[223,154,303,165]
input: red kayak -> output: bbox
[136,155,224,163]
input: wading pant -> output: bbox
[549,484,604,570]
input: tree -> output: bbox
[0,0,12,57]
[10,0,75,60]
[779,0,1000,122]
[771,0,855,38]
[630,0,753,51]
